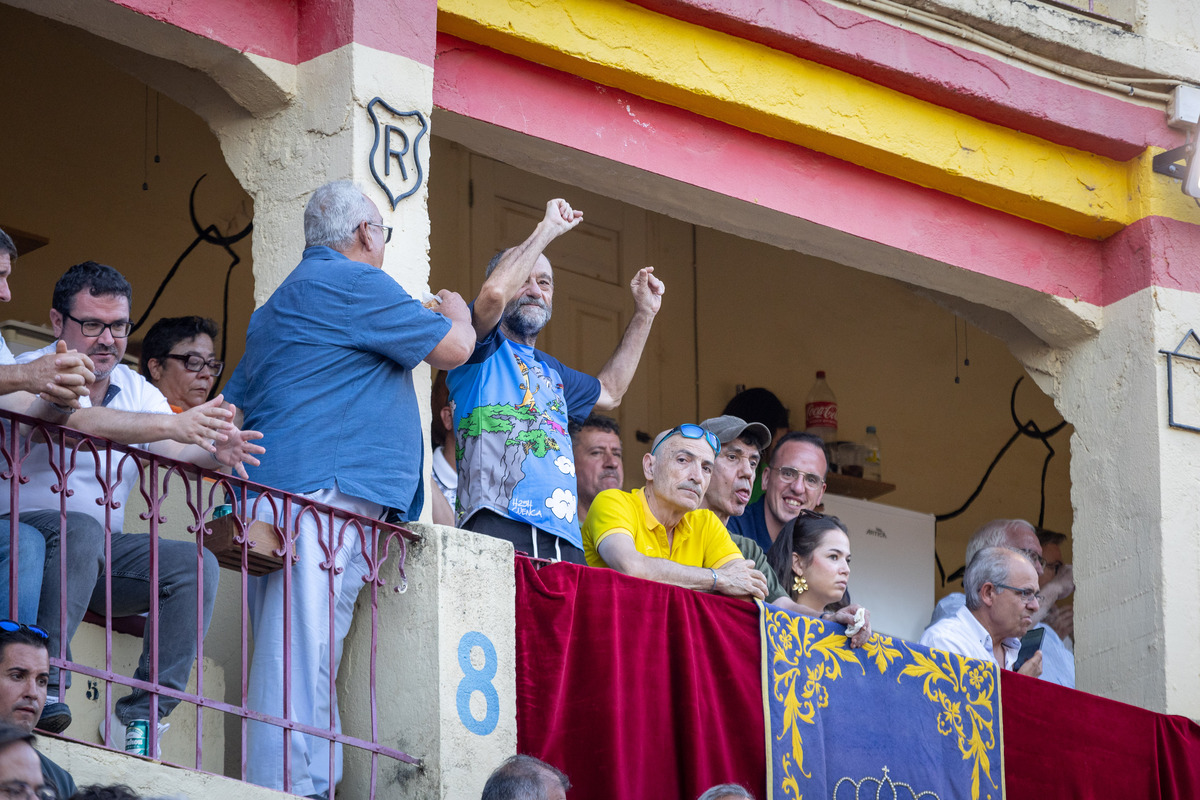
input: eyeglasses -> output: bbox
[0,780,56,800]
[1015,548,1047,569]
[163,354,224,377]
[651,424,721,456]
[0,621,48,639]
[796,509,825,520]
[61,311,131,339]
[366,221,393,244]
[773,466,826,490]
[993,583,1044,604]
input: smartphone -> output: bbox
[1013,626,1045,671]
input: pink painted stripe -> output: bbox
[108,0,436,67]
[434,36,1200,305]
[1101,215,1200,306]
[629,0,1180,160]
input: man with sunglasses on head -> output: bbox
[581,424,768,599]
[0,261,265,741]
[448,199,664,565]
[0,621,75,798]
[728,431,829,550]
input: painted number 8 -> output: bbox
[457,631,499,735]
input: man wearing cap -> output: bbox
[581,424,768,599]
[699,416,872,645]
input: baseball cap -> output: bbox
[699,415,772,453]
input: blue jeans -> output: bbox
[0,516,46,622]
[14,510,219,722]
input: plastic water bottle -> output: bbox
[863,425,882,481]
[804,371,838,444]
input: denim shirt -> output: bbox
[224,246,450,519]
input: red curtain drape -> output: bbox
[515,559,1200,800]
[515,559,766,800]
[1000,669,1200,799]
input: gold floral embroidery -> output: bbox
[765,607,1001,800]
[897,646,999,800]
[766,610,864,799]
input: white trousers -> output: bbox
[244,487,382,797]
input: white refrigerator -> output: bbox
[820,494,936,643]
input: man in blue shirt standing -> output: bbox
[223,181,473,798]
[448,199,664,564]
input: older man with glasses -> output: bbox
[926,518,1076,686]
[581,424,768,599]
[921,546,1044,676]
[728,431,829,550]
[222,180,473,798]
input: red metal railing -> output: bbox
[0,408,422,797]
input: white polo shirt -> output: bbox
[0,343,173,531]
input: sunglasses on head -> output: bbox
[651,424,721,456]
[0,620,48,639]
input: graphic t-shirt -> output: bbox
[447,329,600,549]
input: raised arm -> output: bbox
[594,267,664,410]
[596,533,767,599]
[471,199,582,339]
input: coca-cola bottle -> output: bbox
[805,371,838,444]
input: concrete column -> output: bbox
[216,34,436,304]
[339,523,517,799]
[1056,284,1200,716]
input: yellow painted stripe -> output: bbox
[438,0,1199,239]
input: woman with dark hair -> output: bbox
[767,510,857,616]
[139,317,221,412]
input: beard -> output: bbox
[502,296,552,339]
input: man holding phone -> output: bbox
[920,546,1044,676]
[927,518,1074,686]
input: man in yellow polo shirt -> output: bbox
[582,424,769,599]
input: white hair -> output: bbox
[964,546,1030,610]
[965,519,1034,567]
[304,181,377,251]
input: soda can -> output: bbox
[124,719,150,756]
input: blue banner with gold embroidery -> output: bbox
[762,603,1004,800]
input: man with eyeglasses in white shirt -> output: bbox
[921,546,1044,676]
[727,431,828,551]
[927,518,1075,686]
[3,261,264,742]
